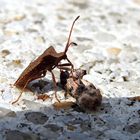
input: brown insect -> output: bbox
[13,16,80,104]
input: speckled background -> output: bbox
[0,0,140,140]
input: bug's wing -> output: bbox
[14,46,56,88]
[14,60,40,88]
[39,46,58,57]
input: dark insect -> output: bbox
[13,16,80,104]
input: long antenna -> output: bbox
[64,16,80,54]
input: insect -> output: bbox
[60,68,87,96]
[13,16,80,104]
[60,69,102,111]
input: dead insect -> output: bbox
[60,68,86,88]
[60,69,102,111]
[13,16,80,104]
[60,69,87,98]
[76,81,102,111]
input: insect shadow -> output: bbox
[27,78,62,95]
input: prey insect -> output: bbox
[60,69,102,111]
[13,16,80,104]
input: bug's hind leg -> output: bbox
[12,91,23,104]
[50,71,60,102]
[12,78,31,104]
[12,71,46,104]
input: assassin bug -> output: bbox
[13,16,80,104]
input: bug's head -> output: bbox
[64,16,80,54]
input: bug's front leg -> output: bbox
[66,58,74,70]
[57,60,76,82]
[57,58,74,73]
[57,63,72,71]
[65,57,76,81]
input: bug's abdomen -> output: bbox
[14,67,47,90]
[14,73,32,89]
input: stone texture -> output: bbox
[0,0,140,140]
[25,112,48,125]
[5,130,40,140]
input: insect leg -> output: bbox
[65,57,75,79]
[57,63,72,71]
[66,58,74,70]
[50,71,60,102]
[12,78,31,104]
[12,70,47,104]
[65,58,80,87]
[57,63,72,67]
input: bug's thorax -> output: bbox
[58,51,67,59]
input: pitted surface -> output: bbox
[0,0,140,139]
